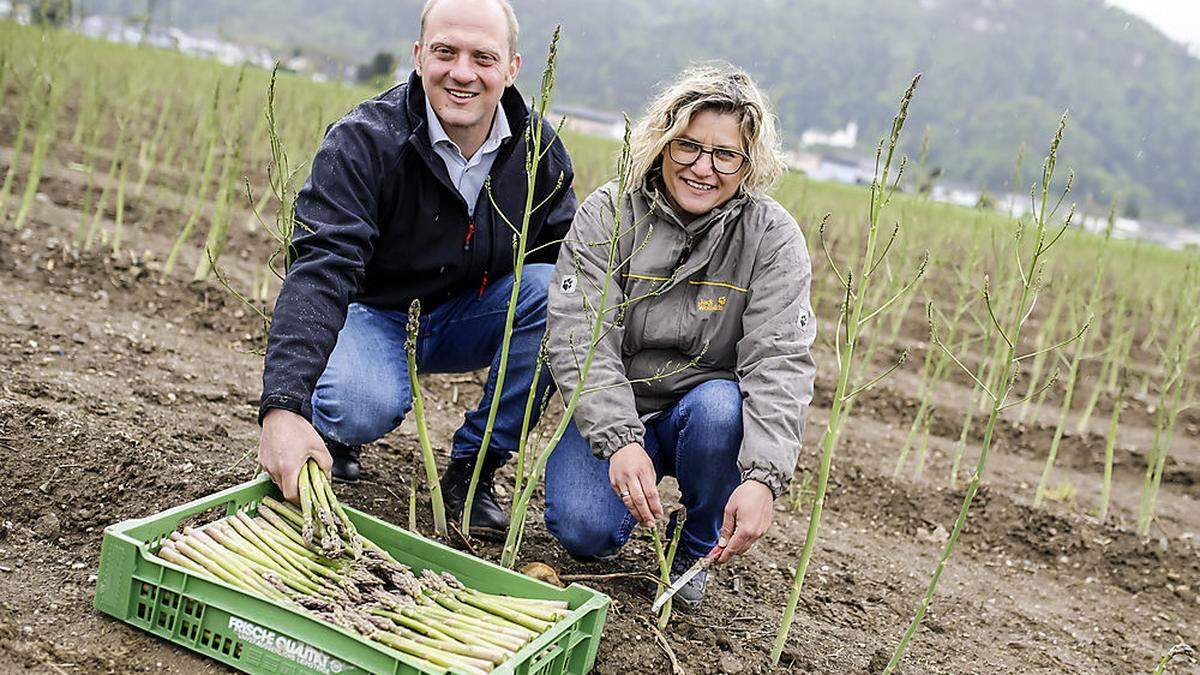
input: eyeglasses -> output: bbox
[666,138,749,175]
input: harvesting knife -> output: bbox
[651,555,715,612]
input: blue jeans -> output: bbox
[311,264,554,462]
[544,379,744,560]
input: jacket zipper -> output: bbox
[465,218,488,295]
[464,219,475,250]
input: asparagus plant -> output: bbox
[651,510,686,629]
[1075,299,1132,435]
[1015,280,1068,423]
[194,67,249,280]
[164,74,229,277]
[1032,206,1116,506]
[462,28,564,535]
[0,65,44,223]
[1097,378,1126,522]
[406,300,448,536]
[771,74,926,665]
[10,73,58,232]
[83,112,132,249]
[1136,265,1199,536]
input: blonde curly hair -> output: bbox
[629,63,786,195]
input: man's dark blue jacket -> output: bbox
[259,71,577,423]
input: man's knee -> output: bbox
[521,263,555,291]
[514,264,554,320]
[312,383,409,446]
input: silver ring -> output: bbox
[620,490,630,498]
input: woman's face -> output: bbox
[660,109,749,218]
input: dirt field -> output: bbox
[1,150,1198,675]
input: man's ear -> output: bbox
[506,53,522,87]
[412,41,423,76]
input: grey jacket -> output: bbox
[547,178,816,497]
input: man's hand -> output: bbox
[259,409,333,503]
[715,480,774,563]
[609,443,663,526]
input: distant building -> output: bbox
[548,104,625,140]
[929,182,983,208]
[802,154,874,185]
[800,121,858,149]
[1078,213,1141,237]
[783,150,822,175]
[78,15,274,69]
[5,0,31,24]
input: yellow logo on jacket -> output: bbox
[698,296,727,311]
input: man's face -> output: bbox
[414,0,520,138]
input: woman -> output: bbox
[544,64,816,607]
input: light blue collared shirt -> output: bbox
[425,98,511,216]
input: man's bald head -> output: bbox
[419,0,519,60]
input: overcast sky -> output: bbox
[1107,0,1200,53]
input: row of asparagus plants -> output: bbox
[1,20,353,270]
[156,460,569,674]
[882,111,1086,672]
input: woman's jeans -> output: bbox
[544,379,744,560]
[310,264,554,462]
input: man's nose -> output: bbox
[449,55,476,84]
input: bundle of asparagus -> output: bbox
[155,460,567,674]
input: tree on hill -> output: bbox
[356,50,396,88]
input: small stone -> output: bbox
[718,654,745,674]
[922,524,950,543]
[34,513,61,539]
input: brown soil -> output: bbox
[1,151,1197,675]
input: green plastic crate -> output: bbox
[94,475,609,674]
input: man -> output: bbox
[257,0,576,539]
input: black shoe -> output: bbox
[441,453,509,540]
[567,547,622,564]
[668,553,709,609]
[325,439,361,483]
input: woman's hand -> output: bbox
[715,480,774,563]
[609,443,663,526]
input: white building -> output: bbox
[549,104,625,140]
[800,121,858,149]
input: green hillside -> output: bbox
[76,0,1200,226]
